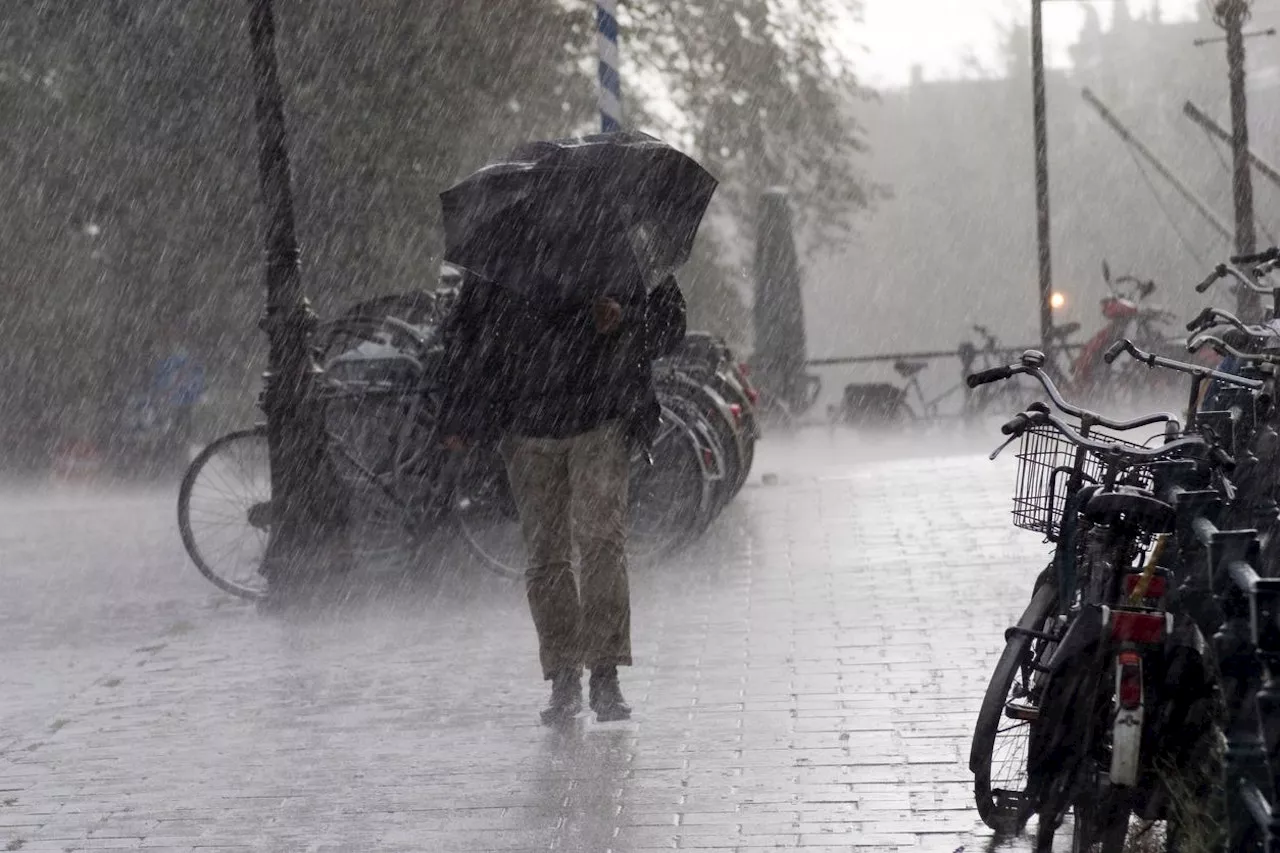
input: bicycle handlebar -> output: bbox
[966,365,1013,388]
[1185,306,1261,336]
[966,350,1179,431]
[1199,262,1274,295]
[1186,332,1280,365]
[1102,340,1128,365]
[1230,247,1280,266]
[1004,408,1207,465]
[1104,338,1266,390]
[1001,401,1050,436]
[1001,412,1032,436]
[1195,268,1222,293]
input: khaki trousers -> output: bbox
[501,420,632,680]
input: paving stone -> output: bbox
[0,431,1047,852]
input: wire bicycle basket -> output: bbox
[1012,425,1153,540]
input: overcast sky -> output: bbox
[849,0,1203,87]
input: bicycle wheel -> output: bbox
[662,392,731,521]
[321,387,427,560]
[177,427,271,600]
[451,449,525,579]
[715,379,758,492]
[629,405,715,561]
[739,431,756,485]
[672,382,743,504]
[972,581,1059,833]
[453,407,719,576]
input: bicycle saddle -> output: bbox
[893,359,928,378]
[1082,486,1176,533]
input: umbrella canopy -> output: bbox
[440,131,717,305]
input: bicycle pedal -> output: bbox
[990,789,1029,836]
[1004,700,1040,721]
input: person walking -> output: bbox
[438,243,686,725]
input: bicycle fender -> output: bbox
[1044,605,1104,675]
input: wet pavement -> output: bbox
[1,427,1052,852]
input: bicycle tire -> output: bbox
[972,582,1058,833]
[739,433,756,484]
[177,427,271,600]
[449,450,525,580]
[663,391,734,518]
[629,405,716,556]
[451,407,715,578]
[712,376,759,490]
[664,376,745,502]
[319,385,439,565]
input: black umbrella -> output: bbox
[440,131,717,305]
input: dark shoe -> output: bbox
[589,665,632,722]
[540,669,582,725]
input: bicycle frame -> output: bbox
[903,372,965,420]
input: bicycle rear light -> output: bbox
[1109,610,1165,644]
[1116,650,1143,710]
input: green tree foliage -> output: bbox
[0,0,869,467]
[625,0,873,250]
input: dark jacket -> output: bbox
[437,267,686,449]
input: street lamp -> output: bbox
[244,0,350,597]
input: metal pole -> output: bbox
[1183,100,1280,191]
[1082,88,1235,242]
[596,0,622,132]
[1222,1,1257,259]
[1031,0,1052,353]
[1215,0,1260,318]
[246,0,349,595]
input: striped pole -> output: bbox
[596,0,622,132]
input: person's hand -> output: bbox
[443,435,468,453]
[592,297,623,335]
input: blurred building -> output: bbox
[808,2,1280,372]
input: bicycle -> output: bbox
[665,331,760,488]
[830,358,967,426]
[178,315,722,597]
[967,347,1253,852]
[452,385,727,578]
[458,348,756,578]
